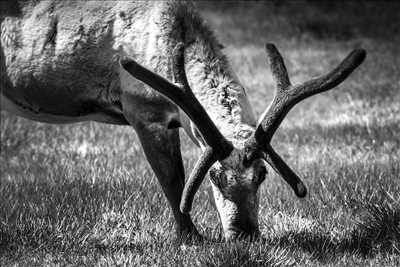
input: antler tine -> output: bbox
[255,44,366,145]
[262,145,307,197]
[265,43,291,91]
[180,147,216,213]
[249,43,365,198]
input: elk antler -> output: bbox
[120,43,234,213]
[252,43,366,197]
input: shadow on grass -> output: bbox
[189,203,400,266]
[267,203,400,264]
[196,204,400,266]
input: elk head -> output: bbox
[120,43,366,240]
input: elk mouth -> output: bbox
[210,178,261,241]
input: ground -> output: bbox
[1,1,400,266]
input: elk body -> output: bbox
[0,0,366,241]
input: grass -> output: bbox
[1,1,400,266]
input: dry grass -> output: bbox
[1,1,400,266]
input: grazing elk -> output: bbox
[1,1,365,241]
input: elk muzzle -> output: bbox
[210,176,261,240]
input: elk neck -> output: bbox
[180,8,257,148]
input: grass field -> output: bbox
[1,1,400,266]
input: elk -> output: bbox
[1,1,366,241]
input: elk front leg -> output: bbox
[123,109,201,242]
[136,125,201,242]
